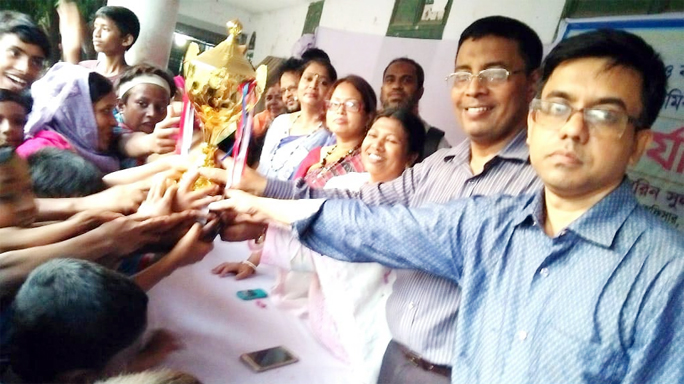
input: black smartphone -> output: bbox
[240,345,299,372]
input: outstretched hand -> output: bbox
[208,189,277,224]
[136,175,177,218]
[147,105,180,154]
[173,169,222,212]
[197,154,268,196]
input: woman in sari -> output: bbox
[293,75,377,188]
[256,57,336,181]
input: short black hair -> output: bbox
[117,63,177,102]
[383,57,425,89]
[0,11,50,58]
[458,16,542,74]
[9,259,148,383]
[0,88,32,115]
[95,6,140,49]
[88,72,114,103]
[540,29,666,129]
[374,107,426,159]
[279,57,304,78]
[302,57,337,83]
[28,148,105,198]
[301,48,330,63]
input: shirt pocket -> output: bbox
[531,325,628,384]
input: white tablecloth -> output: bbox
[146,240,354,384]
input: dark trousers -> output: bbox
[376,340,451,384]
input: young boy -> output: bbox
[60,4,140,84]
[7,258,149,383]
[0,11,50,92]
[0,89,31,148]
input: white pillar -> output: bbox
[106,0,179,67]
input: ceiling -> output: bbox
[181,0,320,14]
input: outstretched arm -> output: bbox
[0,210,120,252]
[209,190,466,282]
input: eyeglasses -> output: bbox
[445,68,524,89]
[326,99,363,113]
[282,86,297,94]
[529,98,641,138]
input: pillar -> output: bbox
[106,0,179,67]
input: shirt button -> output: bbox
[517,330,528,341]
[539,268,550,277]
[408,302,415,309]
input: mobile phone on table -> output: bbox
[236,288,268,300]
[240,345,299,372]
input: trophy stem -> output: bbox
[193,143,218,190]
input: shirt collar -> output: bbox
[513,180,638,248]
[443,128,530,164]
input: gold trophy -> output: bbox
[183,19,266,189]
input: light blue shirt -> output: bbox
[293,181,684,383]
[267,130,540,364]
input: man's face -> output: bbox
[451,36,536,146]
[0,33,45,92]
[0,101,27,148]
[92,17,130,55]
[0,155,36,228]
[280,71,300,112]
[381,61,423,110]
[93,92,118,152]
[528,57,652,199]
[119,84,170,133]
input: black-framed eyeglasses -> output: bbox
[445,68,524,89]
[326,99,363,113]
[529,98,641,138]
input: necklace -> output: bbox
[318,143,360,169]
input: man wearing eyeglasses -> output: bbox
[207,16,544,384]
[215,29,682,384]
[279,57,304,113]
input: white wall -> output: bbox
[250,3,310,63]
[318,0,395,35]
[177,1,254,36]
[442,0,566,44]
[108,0,180,67]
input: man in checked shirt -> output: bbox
[208,16,543,384]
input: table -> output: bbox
[146,240,354,384]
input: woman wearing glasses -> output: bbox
[293,75,377,187]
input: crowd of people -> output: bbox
[0,3,681,384]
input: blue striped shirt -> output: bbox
[265,129,541,364]
[294,181,684,384]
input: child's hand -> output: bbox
[212,261,256,279]
[148,105,180,154]
[173,169,222,212]
[167,222,213,268]
[136,175,177,218]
